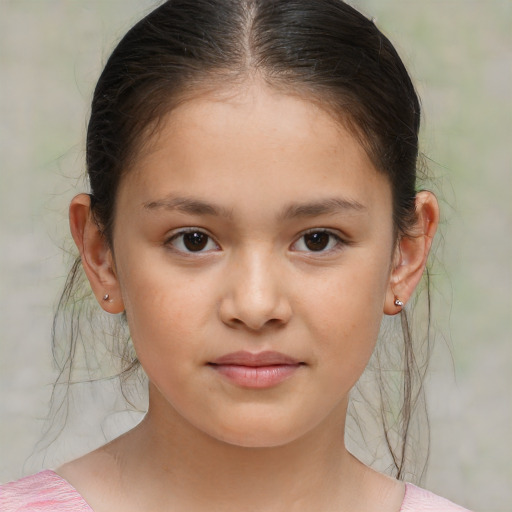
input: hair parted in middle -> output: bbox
[52,0,431,482]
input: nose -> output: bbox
[219,249,292,332]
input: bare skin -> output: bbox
[62,81,438,512]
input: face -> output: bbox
[110,83,396,447]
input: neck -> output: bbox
[109,386,369,511]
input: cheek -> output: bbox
[117,254,215,371]
[123,284,210,411]
[302,256,390,380]
[125,286,205,349]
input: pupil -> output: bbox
[305,232,329,251]
[183,232,207,251]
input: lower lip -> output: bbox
[210,364,301,388]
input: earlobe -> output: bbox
[384,191,439,315]
[69,194,124,314]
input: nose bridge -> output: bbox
[220,243,291,331]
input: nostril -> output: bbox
[223,316,289,332]
[218,271,292,330]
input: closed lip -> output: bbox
[209,350,302,367]
[208,351,303,389]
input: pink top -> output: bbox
[1,470,471,511]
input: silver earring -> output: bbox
[103,294,110,302]
[394,298,404,308]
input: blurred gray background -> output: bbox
[1,1,510,511]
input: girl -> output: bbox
[1,1,471,510]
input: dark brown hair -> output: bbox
[52,0,431,481]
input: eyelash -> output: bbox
[290,229,346,254]
[164,228,346,255]
[165,228,220,254]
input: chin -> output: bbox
[216,430,301,449]
[203,413,317,449]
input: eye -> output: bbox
[166,229,219,253]
[291,230,344,253]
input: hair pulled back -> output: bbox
[54,0,430,482]
[88,0,420,242]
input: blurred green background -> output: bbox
[0,1,510,510]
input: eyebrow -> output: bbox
[279,197,367,220]
[143,195,366,219]
[143,196,233,218]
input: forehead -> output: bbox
[118,82,392,219]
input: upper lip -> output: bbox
[210,351,301,367]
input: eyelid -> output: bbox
[165,227,220,254]
[290,228,347,254]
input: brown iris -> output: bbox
[304,232,330,251]
[183,232,208,251]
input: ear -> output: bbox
[69,194,125,314]
[384,191,439,315]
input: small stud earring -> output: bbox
[103,293,111,302]
[394,298,404,308]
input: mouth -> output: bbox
[208,351,304,389]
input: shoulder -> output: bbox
[0,470,93,512]
[401,483,472,512]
